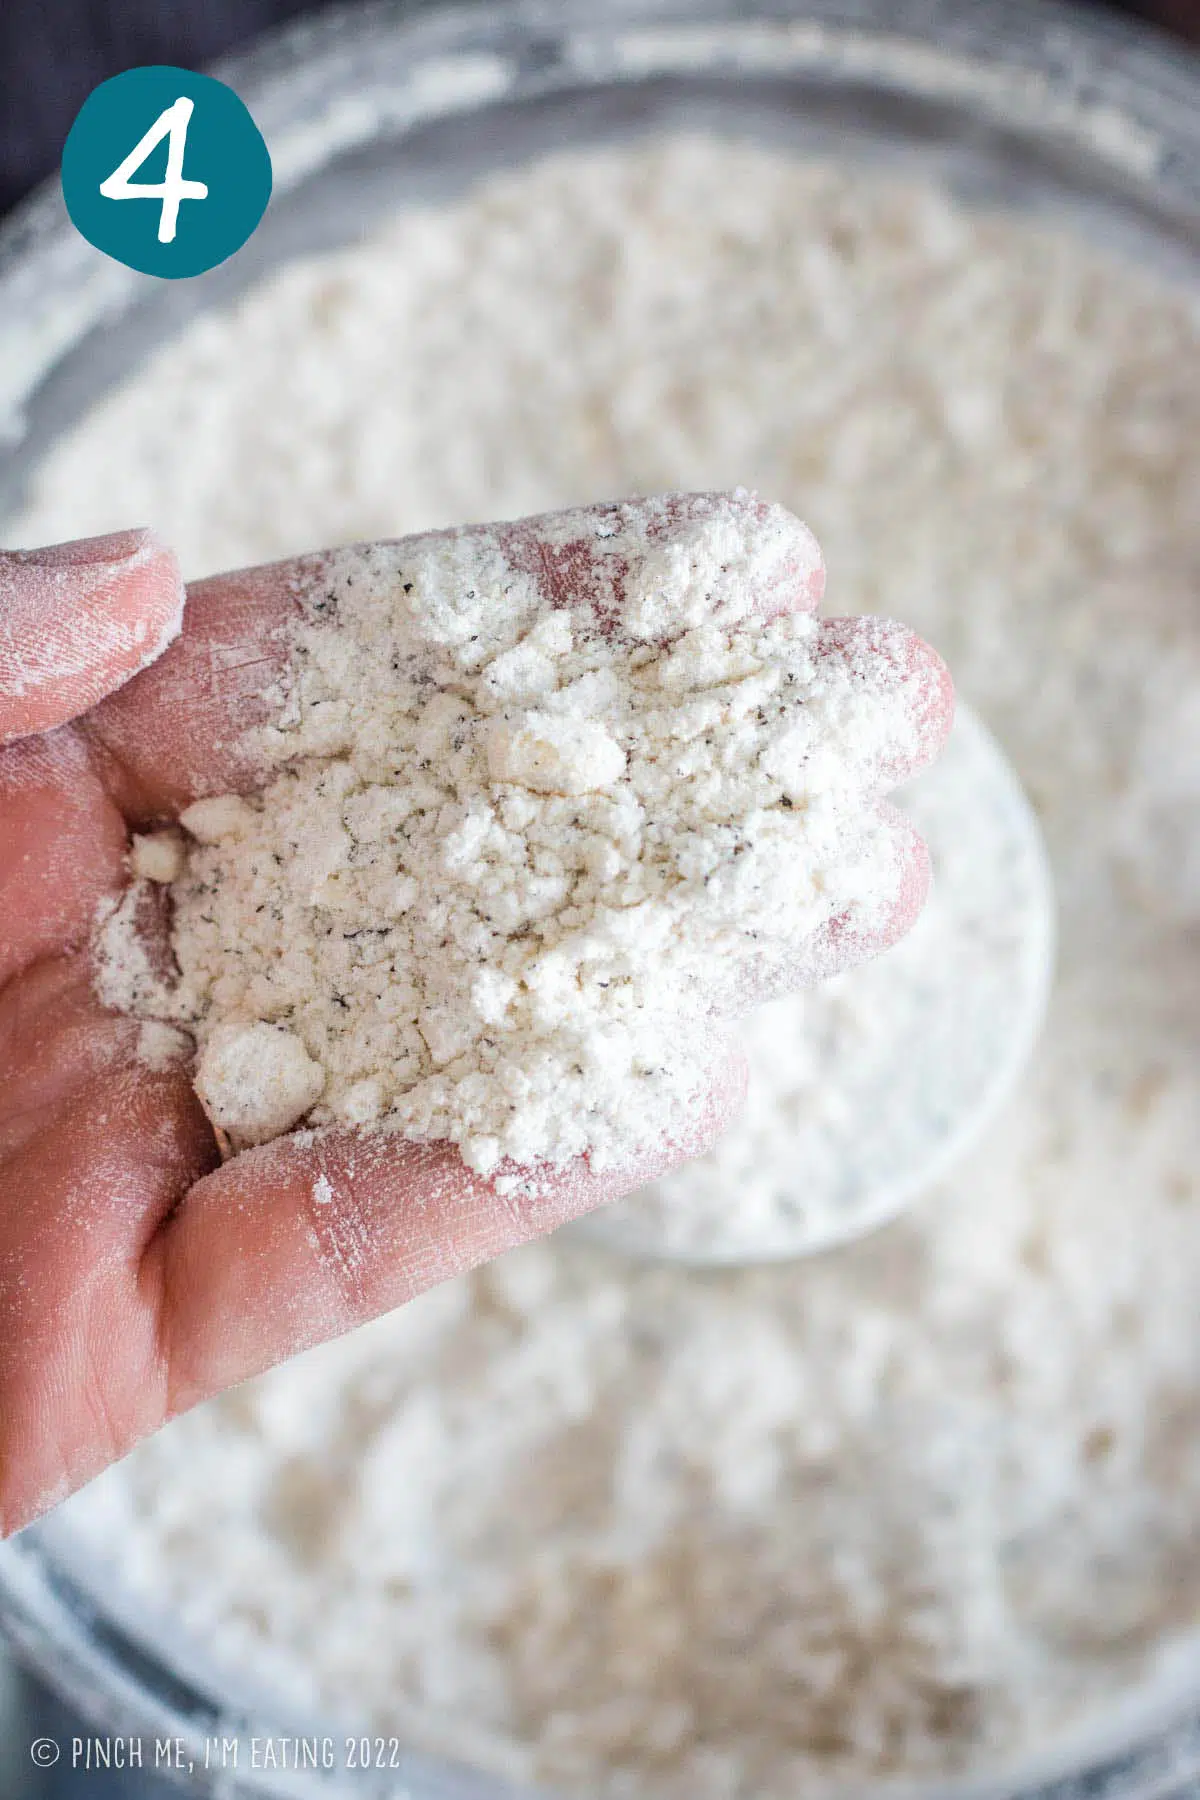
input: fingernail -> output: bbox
[13,527,154,568]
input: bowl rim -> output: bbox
[3,0,1200,257]
[2,0,1198,451]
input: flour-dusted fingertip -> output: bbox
[0,527,185,741]
[817,616,955,790]
[906,630,956,772]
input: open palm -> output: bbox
[0,517,950,1537]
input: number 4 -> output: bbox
[99,96,208,244]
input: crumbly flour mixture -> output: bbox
[95,493,925,1176]
[15,137,1200,1795]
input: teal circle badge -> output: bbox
[62,66,272,279]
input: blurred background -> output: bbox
[0,0,1199,220]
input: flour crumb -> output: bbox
[178,794,258,844]
[193,1021,326,1150]
[484,711,625,794]
[129,829,185,883]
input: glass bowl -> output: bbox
[0,0,1198,1795]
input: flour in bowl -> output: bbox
[15,136,1200,1797]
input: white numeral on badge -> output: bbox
[98,97,208,244]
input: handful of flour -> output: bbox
[97,492,936,1181]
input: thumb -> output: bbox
[0,528,184,745]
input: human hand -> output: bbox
[0,514,950,1536]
